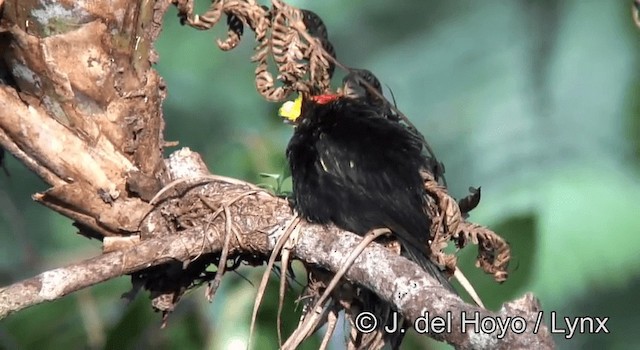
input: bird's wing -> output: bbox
[313,113,430,238]
[303,109,454,289]
[314,116,454,288]
[314,114,424,193]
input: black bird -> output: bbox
[341,68,390,120]
[341,69,447,184]
[281,93,453,289]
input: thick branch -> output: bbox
[0,228,227,319]
[0,151,553,349]
[295,227,552,349]
[0,214,552,349]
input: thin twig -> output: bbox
[248,214,300,348]
[282,228,389,349]
[277,219,301,346]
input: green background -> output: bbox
[1,1,639,349]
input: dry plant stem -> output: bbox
[282,303,332,350]
[150,173,266,207]
[210,203,233,295]
[282,228,390,350]
[277,253,288,347]
[312,228,390,317]
[319,309,339,350]
[277,222,301,347]
[247,215,301,348]
[455,267,485,308]
[347,324,359,350]
[198,190,259,297]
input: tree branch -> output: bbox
[0,195,554,349]
[0,150,553,348]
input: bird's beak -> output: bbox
[279,95,303,124]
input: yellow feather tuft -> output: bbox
[278,95,303,123]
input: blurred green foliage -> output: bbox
[1,1,639,349]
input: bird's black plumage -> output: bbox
[341,68,447,184]
[286,95,452,288]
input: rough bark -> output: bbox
[0,0,169,238]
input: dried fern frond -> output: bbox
[457,221,511,282]
[175,0,335,101]
[420,169,511,283]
